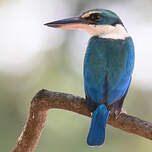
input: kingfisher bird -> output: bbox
[45,9,135,146]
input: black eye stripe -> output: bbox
[90,13,101,20]
[83,13,102,22]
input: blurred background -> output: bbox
[0,0,152,151]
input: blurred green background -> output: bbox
[0,0,152,151]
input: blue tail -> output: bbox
[87,104,109,146]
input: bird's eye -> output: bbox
[81,13,102,23]
[90,13,102,22]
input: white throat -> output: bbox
[84,24,129,40]
[60,22,129,40]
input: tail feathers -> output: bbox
[87,104,109,146]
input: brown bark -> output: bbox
[12,89,152,152]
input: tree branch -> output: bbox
[12,89,152,152]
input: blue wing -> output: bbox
[84,36,134,106]
[84,36,134,146]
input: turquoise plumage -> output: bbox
[84,37,134,105]
[84,36,134,145]
[45,8,135,147]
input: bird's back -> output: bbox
[84,36,134,105]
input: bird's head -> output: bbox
[45,9,128,38]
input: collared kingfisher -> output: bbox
[45,9,135,146]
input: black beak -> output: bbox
[44,17,88,28]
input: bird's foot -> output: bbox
[114,108,127,119]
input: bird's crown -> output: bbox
[80,9,123,26]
